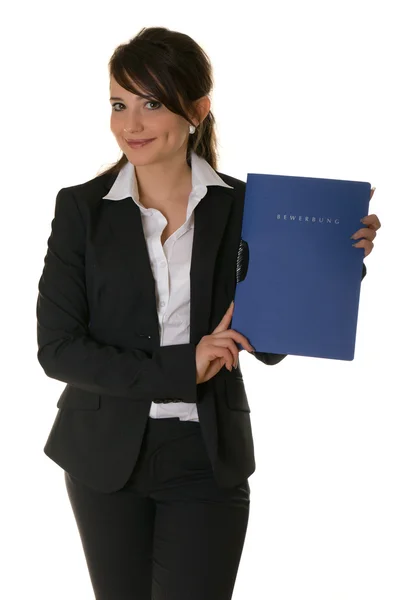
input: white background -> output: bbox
[1,1,397,598]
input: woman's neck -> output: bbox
[135,154,192,208]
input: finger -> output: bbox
[216,357,231,374]
[204,342,235,369]
[360,214,381,230]
[208,337,239,367]
[212,329,255,352]
[219,346,236,371]
[214,338,239,370]
[370,187,376,200]
[351,227,377,242]
[212,302,234,334]
[352,239,374,257]
[205,354,233,378]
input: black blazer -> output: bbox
[37,168,366,493]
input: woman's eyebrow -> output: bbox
[109,95,153,102]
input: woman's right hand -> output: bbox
[195,301,255,384]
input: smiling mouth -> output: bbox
[125,138,156,148]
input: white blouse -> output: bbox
[102,151,234,421]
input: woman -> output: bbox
[36,26,381,600]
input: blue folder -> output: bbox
[231,173,371,361]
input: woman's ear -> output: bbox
[192,95,211,126]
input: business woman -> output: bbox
[36,26,381,600]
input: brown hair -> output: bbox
[97,26,219,178]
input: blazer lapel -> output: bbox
[190,185,234,344]
[100,174,234,346]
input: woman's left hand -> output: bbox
[351,187,381,258]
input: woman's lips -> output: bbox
[126,138,155,148]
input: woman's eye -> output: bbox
[146,100,162,110]
[111,101,161,111]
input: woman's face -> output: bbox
[109,75,205,165]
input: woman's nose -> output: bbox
[123,112,145,133]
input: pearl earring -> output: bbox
[189,125,196,134]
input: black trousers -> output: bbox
[64,416,251,600]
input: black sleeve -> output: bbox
[36,188,197,401]
[252,352,287,366]
[251,262,366,367]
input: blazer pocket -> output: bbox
[224,375,251,412]
[56,385,100,410]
